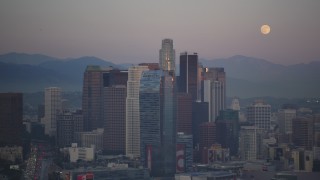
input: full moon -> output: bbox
[261,25,271,35]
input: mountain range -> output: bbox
[0,52,319,98]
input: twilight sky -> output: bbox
[0,0,319,65]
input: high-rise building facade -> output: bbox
[82,66,128,132]
[239,126,257,161]
[247,100,271,130]
[57,110,83,148]
[292,116,314,150]
[198,122,216,151]
[176,133,193,173]
[192,102,209,148]
[179,52,199,101]
[176,93,192,135]
[140,70,176,177]
[278,108,296,134]
[82,66,113,131]
[216,109,240,156]
[42,87,61,136]
[202,68,226,121]
[126,65,149,158]
[0,93,23,146]
[103,85,127,154]
[159,39,175,73]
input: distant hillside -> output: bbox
[0,53,319,98]
[0,52,59,65]
[0,53,116,92]
[201,55,320,98]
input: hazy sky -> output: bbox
[1,0,319,65]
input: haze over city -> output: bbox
[1,0,320,64]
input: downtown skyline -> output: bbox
[1,0,320,65]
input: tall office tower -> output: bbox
[192,101,209,148]
[239,126,257,161]
[278,108,296,134]
[57,110,83,148]
[198,122,216,152]
[0,93,23,146]
[179,52,199,101]
[202,67,226,121]
[126,65,149,158]
[42,87,61,136]
[140,70,176,177]
[159,38,175,74]
[176,133,193,173]
[82,66,113,131]
[82,66,128,131]
[292,116,314,150]
[103,85,127,154]
[216,109,240,156]
[176,93,192,135]
[247,100,271,130]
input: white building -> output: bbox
[125,65,149,158]
[42,87,61,136]
[68,143,94,162]
[239,126,257,161]
[202,68,226,122]
[231,97,240,111]
[278,109,296,134]
[247,100,271,130]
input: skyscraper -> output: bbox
[140,70,176,177]
[126,65,149,158]
[292,116,314,150]
[192,101,209,148]
[82,66,113,131]
[82,66,127,131]
[247,100,271,130]
[57,110,83,148]
[176,93,192,135]
[103,85,127,154]
[179,52,199,101]
[42,87,61,136]
[0,93,23,146]
[216,109,240,156]
[159,39,175,74]
[202,67,226,121]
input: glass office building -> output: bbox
[140,70,176,177]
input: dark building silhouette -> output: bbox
[179,52,199,101]
[140,70,176,177]
[292,116,314,150]
[0,93,23,146]
[199,122,216,151]
[216,109,239,156]
[192,101,209,148]
[198,122,216,164]
[103,85,127,154]
[176,93,192,135]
